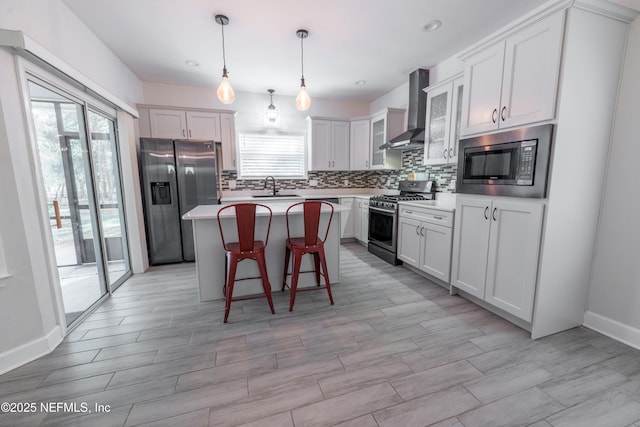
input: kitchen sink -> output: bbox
[251,194,302,198]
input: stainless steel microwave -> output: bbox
[456,124,553,198]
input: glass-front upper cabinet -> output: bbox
[424,75,464,166]
[369,108,404,170]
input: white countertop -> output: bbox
[398,193,457,212]
[398,200,456,212]
[183,201,352,220]
[220,193,377,203]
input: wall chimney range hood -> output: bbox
[380,69,429,150]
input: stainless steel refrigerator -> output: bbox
[139,138,219,265]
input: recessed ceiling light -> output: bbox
[423,20,442,32]
[185,60,200,67]
[355,80,366,85]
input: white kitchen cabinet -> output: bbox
[145,107,238,171]
[398,205,454,284]
[186,111,221,140]
[460,12,564,135]
[150,108,221,140]
[420,223,453,283]
[397,216,421,266]
[424,75,463,166]
[149,109,187,139]
[349,119,371,170]
[369,109,403,170]
[308,119,350,171]
[361,200,369,243]
[451,198,493,298]
[451,196,543,321]
[340,198,355,239]
[354,197,369,244]
[219,112,237,170]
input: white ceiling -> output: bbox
[61,0,629,102]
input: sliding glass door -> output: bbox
[88,110,130,288]
[27,79,131,325]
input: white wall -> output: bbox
[585,15,640,348]
[369,81,409,116]
[142,82,371,133]
[428,56,465,84]
[0,49,63,372]
[367,57,464,121]
[0,0,143,108]
[0,0,144,374]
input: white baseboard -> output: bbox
[0,325,63,375]
[583,311,640,351]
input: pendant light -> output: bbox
[215,14,235,104]
[265,89,279,125]
[295,29,311,111]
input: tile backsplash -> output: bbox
[221,147,457,193]
[399,148,457,193]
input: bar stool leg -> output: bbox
[313,252,321,286]
[318,246,334,305]
[289,249,304,311]
[223,253,229,297]
[256,253,275,314]
[282,246,291,291]
[224,254,239,323]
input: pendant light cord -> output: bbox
[221,22,227,71]
[300,35,305,82]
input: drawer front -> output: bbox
[399,206,453,227]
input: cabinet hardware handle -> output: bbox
[420,227,424,236]
[449,148,453,158]
[416,225,421,235]
[501,106,507,122]
[366,160,369,168]
[492,109,498,123]
[492,207,497,221]
[333,161,335,168]
[328,161,331,168]
[484,206,489,220]
[443,149,447,159]
[182,129,186,137]
[189,129,192,138]
[406,210,413,214]
[434,215,443,220]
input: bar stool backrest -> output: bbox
[217,203,272,251]
[286,201,334,245]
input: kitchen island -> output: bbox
[183,201,351,301]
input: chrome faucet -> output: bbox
[263,175,277,196]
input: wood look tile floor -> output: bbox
[2,242,640,426]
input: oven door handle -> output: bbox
[369,206,396,215]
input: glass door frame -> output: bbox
[18,61,132,332]
[86,107,131,292]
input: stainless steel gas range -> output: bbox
[368,180,435,265]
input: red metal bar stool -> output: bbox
[281,201,335,311]
[217,203,275,323]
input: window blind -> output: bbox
[237,133,306,178]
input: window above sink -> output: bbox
[237,133,307,179]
